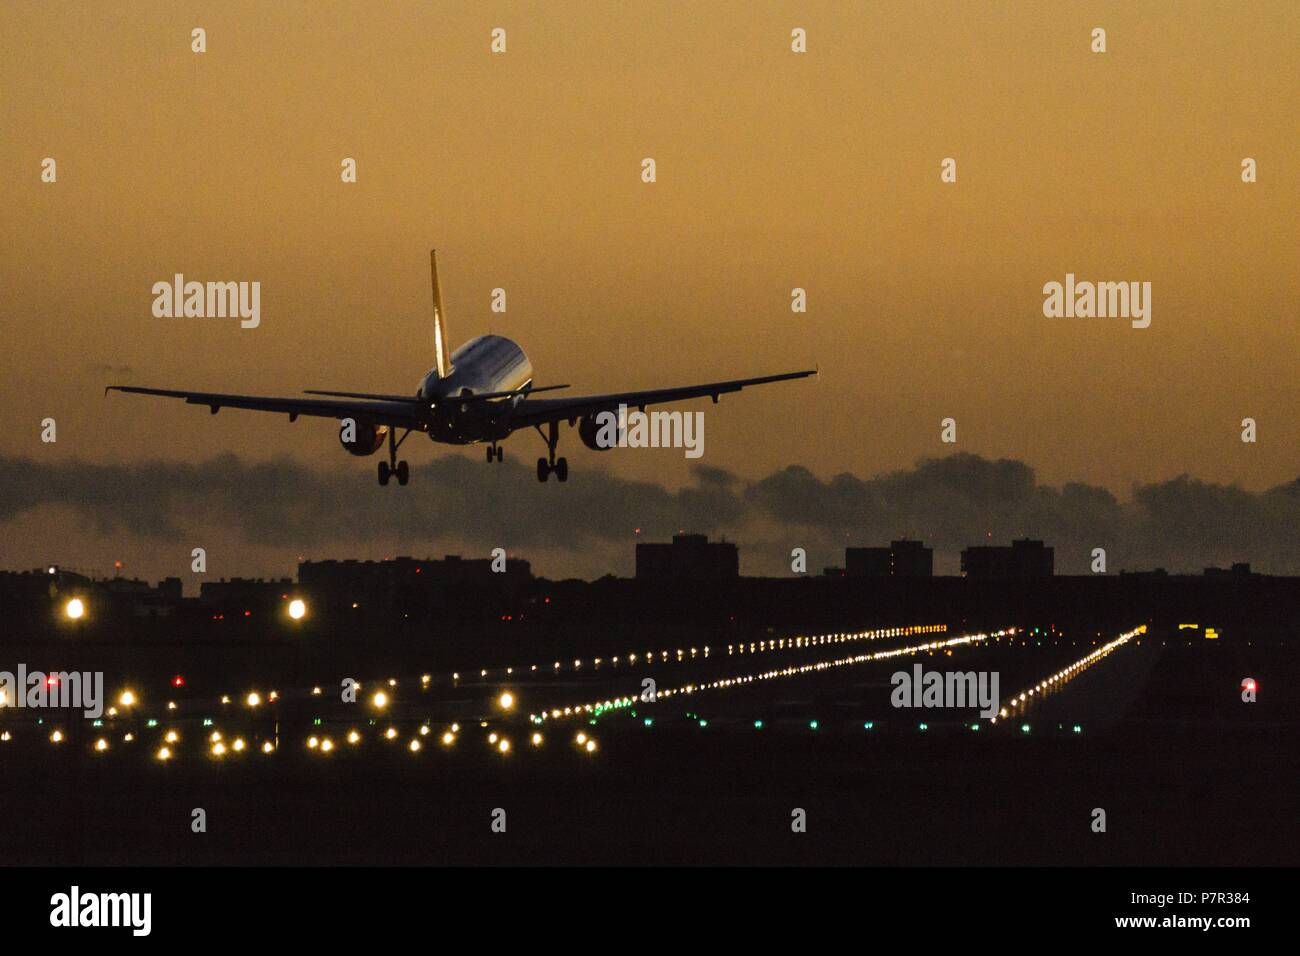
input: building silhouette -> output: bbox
[846,539,933,578]
[635,533,739,580]
[960,538,1054,579]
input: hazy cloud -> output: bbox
[0,452,1295,577]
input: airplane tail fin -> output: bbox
[430,249,451,378]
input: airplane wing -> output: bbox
[105,385,425,428]
[506,369,816,429]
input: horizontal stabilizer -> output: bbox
[461,383,570,403]
[303,389,418,402]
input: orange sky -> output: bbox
[1,1,1297,578]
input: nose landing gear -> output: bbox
[486,443,504,463]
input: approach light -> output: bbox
[64,598,85,620]
[498,691,515,710]
[287,598,307,620]
[371,690,389,709]
[246,692,261,708]
[118,690,137,708]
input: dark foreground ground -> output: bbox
[1,628,1294,866]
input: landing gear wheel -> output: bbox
[536,457,550,483]
[495,446,504,462]
[395,460,409,486]
[486,445,494,463]
[378,460,391,486]
[555,457,568,482]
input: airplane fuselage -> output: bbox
[419,334,532,444]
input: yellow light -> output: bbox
[498,738,511,753]
[261,741,274,754]
[585,739,597,753]
[232,738,246,752]
[211,741,226,756]
[409,738,422,753]
[165,730,179,743]
[441,731,455,746]
[498,691,515,710]
[384,727,397,740]
[288,598,307,620]
[372,691,389,709]
[209,731,222,743]
[575,732,587,745]
[419,724,430,736]
[531,732,543,746]
[156,746,172,761]
[118,690,137,707]
[488,732,499,744]
[246,692,261,707]
[320,738,334,753]
[347,730,361,745]
[94,738,108,752]
[307,736,319,749]
[50,730,63,743]
[64,597,85,620]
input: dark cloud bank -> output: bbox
[1,453,1296,577]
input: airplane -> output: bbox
[108,251,816,486]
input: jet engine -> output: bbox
[339,420,389,456]
[578,412,623,451]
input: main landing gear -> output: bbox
[378,429,412,486]
[534,420,567,483]
[485,443,504,463]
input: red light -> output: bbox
[172,675,185,687]
[244,610,251,617]
[46,676,59,687]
